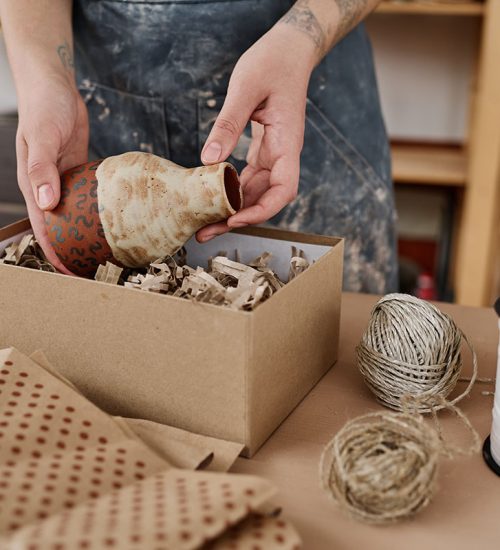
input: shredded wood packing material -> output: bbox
[0,234,309,311]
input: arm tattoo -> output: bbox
[279,0,326,54]
[335,0,368,42]
[56,40,75,71]
[280,0,369,57]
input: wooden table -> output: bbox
[232,293,499,549]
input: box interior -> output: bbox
[1,220,335,284]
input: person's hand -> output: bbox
[196,23,317,242]
[16,74,89,274]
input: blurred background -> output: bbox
[0,0,498,306]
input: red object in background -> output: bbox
[415,272,437,301]
[398,239,437,276]
[398,238,438,300]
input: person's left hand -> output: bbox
[196,23,317,242]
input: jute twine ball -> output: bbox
[356,293,477,412]
[320,411,440,524]
[319,293,480,524]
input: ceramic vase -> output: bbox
[44,152,242,277]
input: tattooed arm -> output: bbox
[278,0,379,61]
[0,0,88,273]
[198,0,380,240]
[0,1,75,82]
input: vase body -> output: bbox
[44,159,114,276]
[44,152,242,277]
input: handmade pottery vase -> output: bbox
[44,152,242,277]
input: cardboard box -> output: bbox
[0,219,343,456]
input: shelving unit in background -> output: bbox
[391,144,467,187]
[371,0,500,306]
[376,1,484,16]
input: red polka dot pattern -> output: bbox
[0,349,166,534]
[4,470,298,549]
[211,515,302,549]
[0,349,301,549]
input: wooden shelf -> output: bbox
[391,144,467,185]
[375,1,485,16]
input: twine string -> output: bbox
[319,410,440,524]
[321,294,482,525]
[356,294,477,413]
[401,393,480,459]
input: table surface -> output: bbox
[231,293,499,550]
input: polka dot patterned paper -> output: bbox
[0,348,168,533]
[210,515,302,550]
[5,470,296,549]
[0,348,302,548]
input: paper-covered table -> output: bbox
[231,292,499,550]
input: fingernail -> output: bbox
[201,231,221,242]
[37,184,54,208]
[202,142,222,164]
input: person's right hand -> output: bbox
[16,74,89,274]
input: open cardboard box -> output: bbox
[0,219,343,456]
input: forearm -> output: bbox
[0,0,75,100]
[277,0,381,64]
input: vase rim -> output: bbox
[221,163,242,214]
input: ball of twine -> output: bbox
[356,293,477,412]
[320,293,481,524]
[320,411,440,524]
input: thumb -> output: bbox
[27,138,61,211]
[201,85,261,165]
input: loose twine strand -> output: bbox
[320,293,484,525]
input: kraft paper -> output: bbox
[0,348,301,548]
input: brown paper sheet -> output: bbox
[29,350,85,394]
[0,348,301,548]
[0,347,168,535]
[123,418,244,473]
[3,469,300,550]
[210,514,302,549]
[30,351,244,473]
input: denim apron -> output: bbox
[73,0,398,293]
